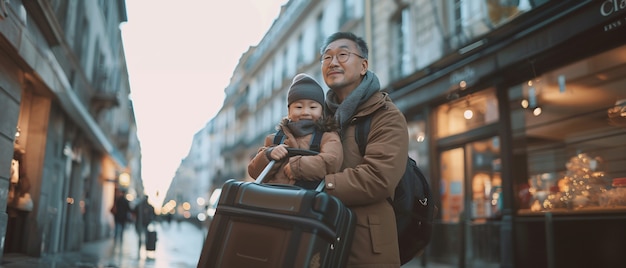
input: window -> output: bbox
[282,49,288,80]
[315,13,324,55]
[296,34,304,66]
[511,45,626,214]
[452,0,534,47]
[391,8,412,80]
[435,88,499,138]
[340,0,356,25]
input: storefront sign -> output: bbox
[600,0,626,32]
[449,66,476,89]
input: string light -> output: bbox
[464,108,474,119]
[463,97,473,120]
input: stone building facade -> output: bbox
[0,0,141,259]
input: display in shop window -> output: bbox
[601,177,626,207]
[526,153,626,212]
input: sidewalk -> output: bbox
[403,257,456,268]
[1,238,125,268]
[0,220,204,268]
[1,228,154,268]
[0,220,454,268]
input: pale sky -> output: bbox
[121,0,287,206]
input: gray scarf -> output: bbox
[286,119,317,137]
[325,70,381,136]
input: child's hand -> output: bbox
[269,144,288,160]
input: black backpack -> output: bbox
[355,115,436,265]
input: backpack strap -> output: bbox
[309,129,322,153]
[354,115,394,204]
[355,115,372,156]
[273,129,286,145]
[273,128,323,153]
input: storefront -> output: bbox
[0,45,25,257]
[0,59,54,255]
[393,1,626,267]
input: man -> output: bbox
[111,188,131,248]
[133,196,155,251]
[321,32,409,267]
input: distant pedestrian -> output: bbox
[133,196,156,251]
[165,212,172,227]
[166,212,172,224]
[111,188,131,247]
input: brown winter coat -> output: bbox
[324,92,409,268]
[248,119,343,185]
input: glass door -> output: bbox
[432,87,502,266]
[467,137,502,220]
[438,137,502,267]
[440,147,465,223]
[439,137,502,222]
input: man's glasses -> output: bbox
[320,52,365,65]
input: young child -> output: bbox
[248,73,343,187]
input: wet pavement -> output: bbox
[1,220,206,268]
[0,220,452,268]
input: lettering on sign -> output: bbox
[600,0,626,17]
[603,18,625,31]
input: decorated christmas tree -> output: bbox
[557,153,608,208]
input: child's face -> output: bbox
[288,99,323,122]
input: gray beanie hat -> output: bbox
[287,73,325,106]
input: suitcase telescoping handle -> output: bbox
[255,148,325,191]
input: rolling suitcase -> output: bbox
[197,149,356,268]
[146,230,157,251]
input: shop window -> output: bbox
[511,45,626,214]
[469,137,502,219]
[440,148,465,223]
[435,88,499,138]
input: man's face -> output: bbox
[321,39,367,98]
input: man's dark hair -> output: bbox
[320,32,369,59]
